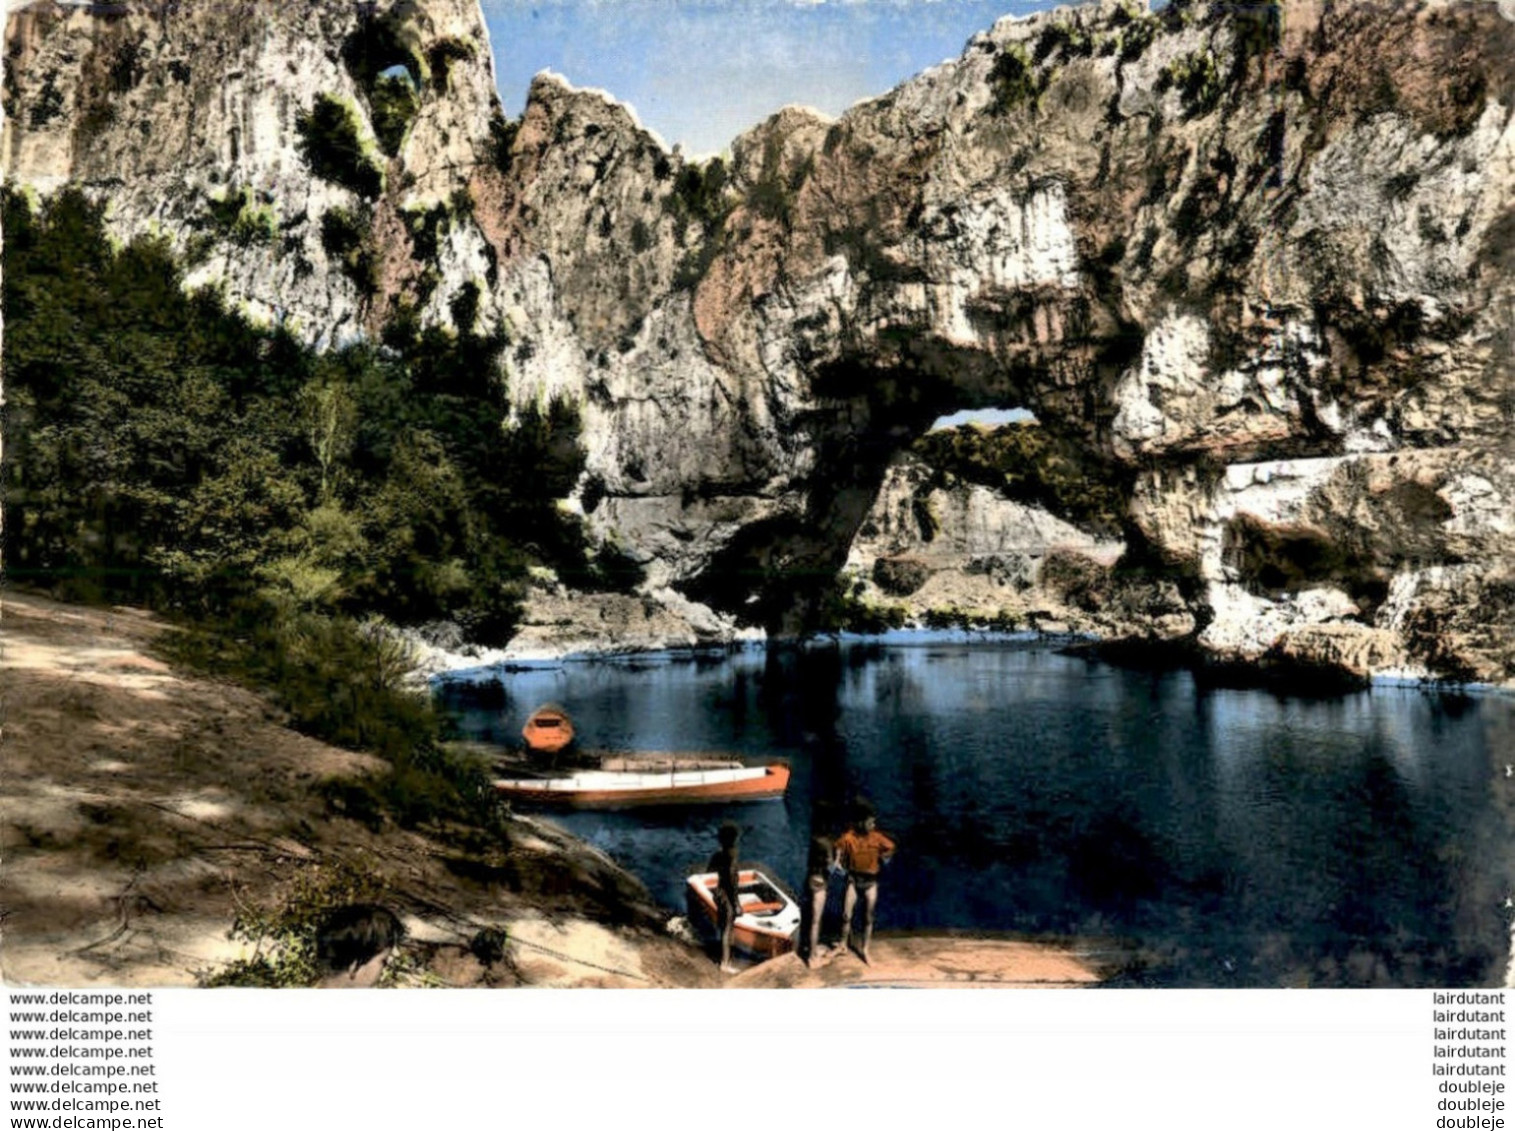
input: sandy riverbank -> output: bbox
[730,936,1109,989]
[0,591,716,988]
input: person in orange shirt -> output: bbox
[835,804,896,965]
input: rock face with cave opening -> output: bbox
[5,0,1514,682]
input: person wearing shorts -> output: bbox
[707,822,742,974]
[802,833,835,967]
[834,806,895,965]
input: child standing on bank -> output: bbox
[707,822,742,974]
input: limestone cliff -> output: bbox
[6,0,1514,683]
[3,0,504,344]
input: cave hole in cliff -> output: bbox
[1222,514,1390,615]
[341,8,424,92]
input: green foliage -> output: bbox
[163,594,507,837]
[872,556,931,597]
[3,187,308,608]
[817,578,908,635]
[296,94,384,200]
[922,605,1023,632]
[3,184,620,860]
[1039,548,1112,612]
[320,205,379,295]
[341,9,426,94]
[3,184,607,652]
[630,218,652,253]
[203,186,249,231]
[1034,23,1094,65]
[200,863,387,987]
[1116,14,1158,64]
[166,600,438,755]
[1230,0,1282,65]
[369,71,419,157]
[403,201,453,263]
[203,185,277,247]
[1158,50,1223,118]
[663,157,732,288]
[746,139,807,227]
[27,70,65,128]
[668,157,730,233]
[234,204,278,246]
[988,45,1039,114]
[1383,171,1420,203]
[338,9,440,158]
[911,422,1128,539]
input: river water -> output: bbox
[436,640,1515,987]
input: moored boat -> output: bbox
[686,868,801,960]
[521,703,575,755]
[492,763,790,808]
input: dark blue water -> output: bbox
[436,642,1515,987]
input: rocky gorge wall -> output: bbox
[5,0,1514,683]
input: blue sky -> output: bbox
[480,0,1059,155]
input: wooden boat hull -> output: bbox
[686,869,801,960]
[493,763,790,808]
[522,704,574,755]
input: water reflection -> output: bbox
[436,643,1515,987]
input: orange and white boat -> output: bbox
[686,868,801,960]
[492,763,790,808]
[521,704,575,755]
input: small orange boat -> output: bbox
[492,763,790,808]
[686,868,801,960]
[521,703,575,755]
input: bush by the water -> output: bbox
[872,556,932,597]
[817,579,908,635]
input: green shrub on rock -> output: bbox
[296,94,385,200]
[320,205,378,295]
[369,71,419,157]
[203,185,277,246]
[988,45,1038,114]
[911,422,1128,540]
[1159,50,1222,118]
